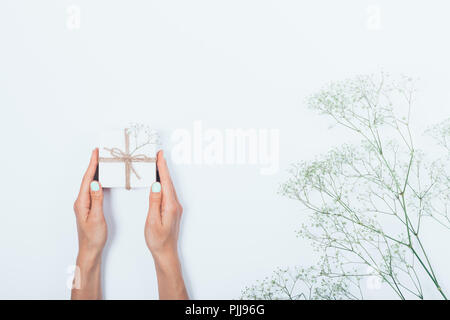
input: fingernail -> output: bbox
[90,181,100,192]
[152,182,161,193]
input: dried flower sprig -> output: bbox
[243,74,449,300]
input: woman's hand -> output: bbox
[145,150,188,299]
[71,148,106,300]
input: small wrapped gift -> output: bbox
[99,124,159,190]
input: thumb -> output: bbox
[148,182,162,225]
[89,181,104,218]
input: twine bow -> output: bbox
[99,129,156,190]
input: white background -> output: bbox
[1,0,450,299]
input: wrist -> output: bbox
[77,249,102,269]
[153,250,181,274]
[152,249,189,300]
[72,251,102,299]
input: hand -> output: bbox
[145,150,183,260]
[72,148,106,300]
[74,148,107,260]
[145,150,188,299]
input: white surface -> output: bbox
[0,0,449,299]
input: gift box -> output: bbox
[99,124,159,189]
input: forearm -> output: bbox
[71,253,103,300]
[154,252,189,300]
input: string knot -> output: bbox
[99,129,156,190]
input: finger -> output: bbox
[77,149,99,206]
[147,182,162,226]
[156,151,182,225]
[89,180,104,219]
[156,150,178,200]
